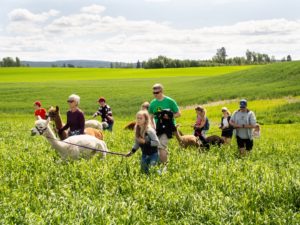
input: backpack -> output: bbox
[203,117,210,131]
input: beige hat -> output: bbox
[221,107,228,111]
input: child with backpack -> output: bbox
[193,106,210,138]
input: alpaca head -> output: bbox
[48,106,60,120]
[31,116,50,136]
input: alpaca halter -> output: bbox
[35,126,48,135]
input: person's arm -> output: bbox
[194,117,206,129]
[171,99,181,118]
[244,112,257,128]
[147,128,160,147]
[106,106,113,121]
[34,110,40,120]
[93,108,102,118]
[126,139,140,157]
[229,112,242,128]
[79,112,85,134]
[60,113,70,131]
[174,111,181,118]
[219,117,224,129]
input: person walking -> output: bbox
[33,101,47,120]
[219,107,234,144]
[230,99,257,156]
[59,94,85,136]
[149,84,181,172]
[193,106,210,138]
[93,97,114,132]
[126,110,160,174]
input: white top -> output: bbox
[222,117,229,128]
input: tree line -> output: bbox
[0,57,25,67]
[139,48,292,69]
[1,49,293,69]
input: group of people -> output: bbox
[33,95,114,136]
[33,83,259,174]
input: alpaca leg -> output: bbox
[199,135,210,149]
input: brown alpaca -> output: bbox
[124,121,136,130]
[48,106,67,140]
[48,106,104,140]
[198,135,225,149]
[205,135,225,146]
[174,126,201,148]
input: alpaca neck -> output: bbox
[175,129,182,142]
[54,114,64,129]
[43,125,67,154]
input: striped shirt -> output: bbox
[94,104,114,124]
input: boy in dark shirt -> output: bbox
[93,97,114,131]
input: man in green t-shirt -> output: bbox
[149,84,181,170]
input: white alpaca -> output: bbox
[31,117,108,160]
[85,120,108,130]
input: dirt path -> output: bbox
[181,96,300,110]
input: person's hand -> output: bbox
[193,124,200,129]
[163,114,169,120]
[138,137,145,144]
[125,152,132,157]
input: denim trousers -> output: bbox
[141,152,159,173]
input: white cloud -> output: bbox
[1,6,300,61]
[8,8,59,23]
[80,4,106,14]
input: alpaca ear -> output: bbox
[56,106,59,112]
[37,115,42,120]
[46,117,51,124]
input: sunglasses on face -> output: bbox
[67,100,74,103]
[153,91,161,95]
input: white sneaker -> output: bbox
[157,169,162,175]
[157,166,167,175]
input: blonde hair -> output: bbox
[223,110,231,116]
[195,106,206,116]
[141,101,150,110]
[152,83,164,92]
[135,110,151,138]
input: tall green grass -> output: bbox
[1,63,300,224]
[0,117,299,224]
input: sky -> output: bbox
[0,0,299,62]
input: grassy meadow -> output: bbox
[0,62,300,224]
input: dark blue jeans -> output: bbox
[141,152,159,174]
[104,121,114,132]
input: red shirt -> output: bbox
[35,108,47,119]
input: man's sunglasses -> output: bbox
[153,91,161,95]
[67,100,74,103]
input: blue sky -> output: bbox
[0,0,299,61]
